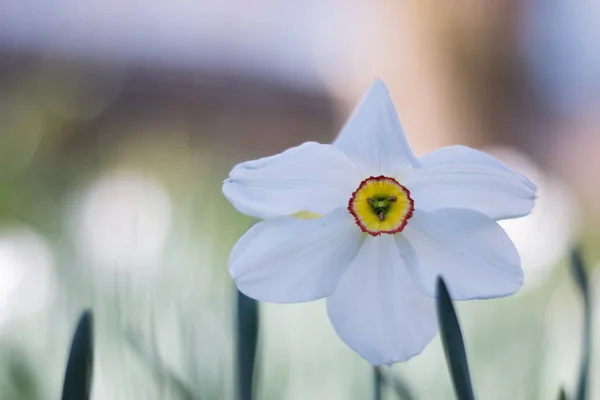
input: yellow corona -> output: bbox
[348,176,414,236]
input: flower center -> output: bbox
[348,176,414,236]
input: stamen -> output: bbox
[388,196,397,202]
[367,198,375,205]
[378,212,385,221]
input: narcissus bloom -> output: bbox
[223,80,536,365]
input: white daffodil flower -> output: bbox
[222,80,536,365]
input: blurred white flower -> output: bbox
[71,171,173,272]
[223,80,536,365]
[488,147,580,291]
[0,226,56,326]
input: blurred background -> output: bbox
[0,0,599,399]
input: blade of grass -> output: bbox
[61,310,94,400]
[236,289,259,400]
[373,366,383,400]
[125,330,196,400]
[436,277,475,400]
[570,247,591,400]
[557,387,567,400]
[376,367,416,400]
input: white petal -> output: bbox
[326,235,438,365]
[223,142,360,219]
[407,145,536,220]
[399,209,523,300]
[229,208,363,303]
[333,80,420,176]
